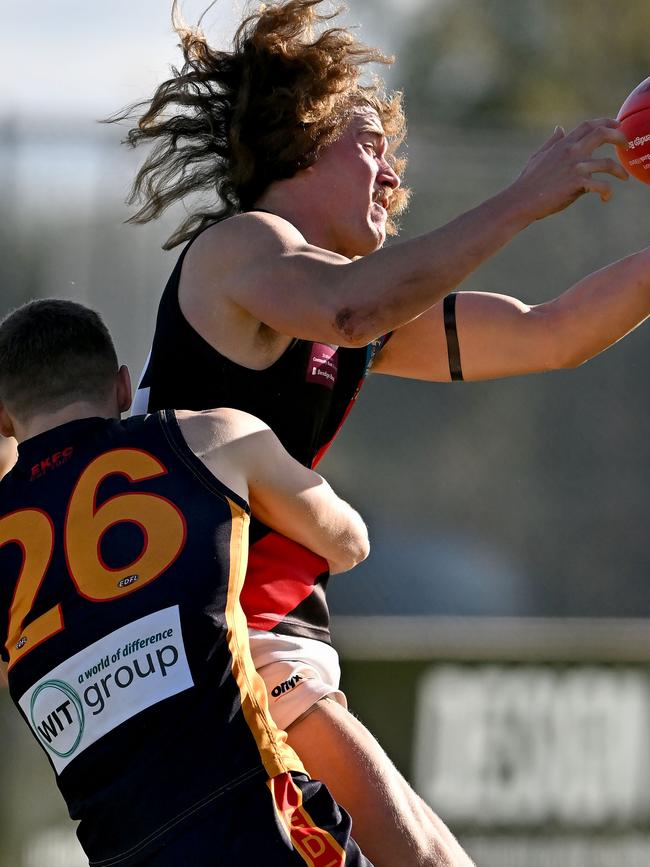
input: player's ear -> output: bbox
[0,401,16,438]
[116,365,132,414]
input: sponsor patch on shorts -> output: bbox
[270,673,310,700]
[19,606,193,773]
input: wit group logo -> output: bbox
[20,607,193,773]
[30,679,85,760]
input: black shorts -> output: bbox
[139,772,373,866]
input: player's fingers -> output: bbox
[565,117,621,141]
[581,177,615,203]
[570,121,629,153]
[576,158,629,181]
[534,125,566,155]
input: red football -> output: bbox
[616,76,650,184]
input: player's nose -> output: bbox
[378,158,400,190]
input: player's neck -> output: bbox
[16,401,118,443]
[254,186,346,255]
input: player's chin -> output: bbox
[366,213,387,249]
[347,223,384,257]
[355,232,384,256]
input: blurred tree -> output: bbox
[382,0,650,129]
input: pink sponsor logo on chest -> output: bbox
[306,343,338,389]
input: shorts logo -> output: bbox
[19,607,193,773]
[271,674,304,699]
[306,343,338,390]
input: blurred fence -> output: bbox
[0,117,648,865]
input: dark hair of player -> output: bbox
[0,299,118,419]
[112,0,410,249]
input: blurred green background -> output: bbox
[1,1,649,864]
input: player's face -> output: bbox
[307,108,401,257]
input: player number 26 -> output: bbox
[2,448,186,669]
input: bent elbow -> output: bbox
[352,529,370,566]
[332,305,379,348]
[330,529,370,575]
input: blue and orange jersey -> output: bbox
[0,411,306,865]
[134,238,389,643]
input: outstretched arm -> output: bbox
[373,246,650,382]
[186,120,629,348]
[177,409,369,574]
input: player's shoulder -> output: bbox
[187,210,307,270]
[174,408,274,491]
[175,408,271,451]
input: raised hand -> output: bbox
[514,119,629,219]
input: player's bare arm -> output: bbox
[176,408,369,574]
[179,118,628,357]
[0,436,17,480]
[372,246,650,382]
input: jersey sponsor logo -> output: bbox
[30,447,74,481]
[310,338,385,469]
[306,343,338,390]
[271,673,304,699]
[19,606,193,773]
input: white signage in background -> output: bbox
[413,665,650,827]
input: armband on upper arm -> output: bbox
[443,293,463,382]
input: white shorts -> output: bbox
[248,629,347,731]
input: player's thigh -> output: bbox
[287,702,458,866]
[286,698,411,821]
[287,701,474,867]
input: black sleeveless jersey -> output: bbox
[134,236,388,644]
[0,413,304,865]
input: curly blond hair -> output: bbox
[115,0,409,248]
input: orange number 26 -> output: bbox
[2,449,186,669]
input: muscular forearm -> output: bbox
[544,246,650,368]
[371,244,650,383]
[340,184,531,343]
